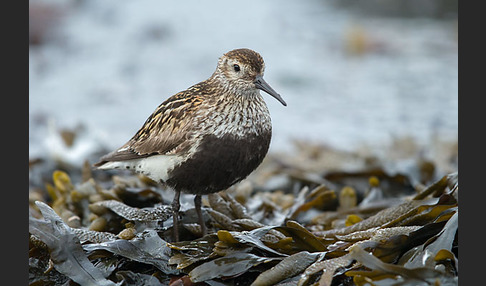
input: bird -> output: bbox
[94,48,286,241]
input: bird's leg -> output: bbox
[171,190,181,242]
[194,195,207,236]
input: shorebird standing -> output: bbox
[94,48,286,241]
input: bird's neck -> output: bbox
[197,75,271,139]
[207,72,263,103]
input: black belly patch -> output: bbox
[166,132,271,194]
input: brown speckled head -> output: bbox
[215,48,265,82]
[214,48,286,106]
[223,48,265,75]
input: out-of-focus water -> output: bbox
[29,0,457,160]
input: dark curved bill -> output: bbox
[254,75,287,106]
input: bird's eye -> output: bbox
[233,64,241,72]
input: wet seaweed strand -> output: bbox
[312,200,423,237]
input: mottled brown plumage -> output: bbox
[95,48,286,241]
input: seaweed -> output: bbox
[189,252,274,283]
[29,138,458,285]
[29,201,116,286]
[251,251,321,286]
[93,200,172,222]
[83,229,177,275]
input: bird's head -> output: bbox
[215,48,287,106]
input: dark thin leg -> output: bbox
[171,190,181,242]
[194,195,207,236]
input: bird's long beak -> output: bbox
[254,75,287,106]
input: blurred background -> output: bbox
[29,0,458,169]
